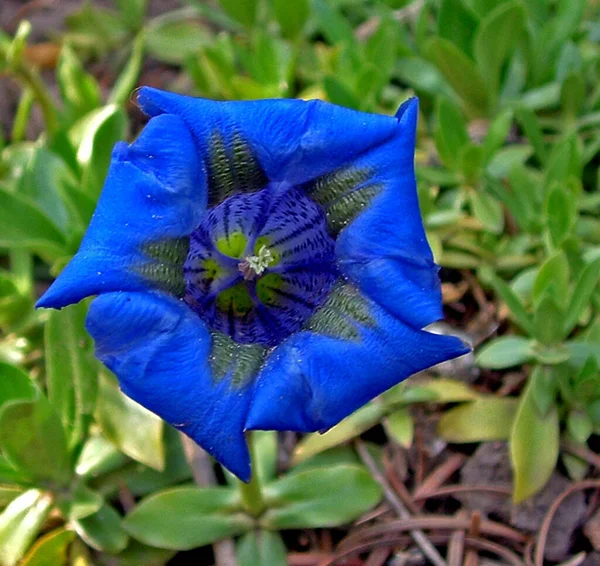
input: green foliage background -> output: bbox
[0,0,599,563]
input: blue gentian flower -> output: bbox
[38,88,468,481]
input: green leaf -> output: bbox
[20,528,75,566]
[123,487,250,550]
[292,403,386,465]
[113,0,147,29]
[0,362,36,407]
[312,0,354,44]
[530,366,556,416]
[476,336,533,369]
[567,410,593,444]
[435,97,469,169]
[45,302,98,449]
[473,2,525,97]
[510,380,559,502]
[71,104,127,197]
[384,408,413,448]
[262,464,382,529]
[481,109,513,163]
[515,107,548,164]
[57,45,102,121]
[271,0,309,38]
[423,37,490,117]
[546,186,576,247]
[481,267,535,335]
[108,32,145,105]
[402,378,479,404]
[0,399,71,486]
[533,296,565,345]
[237,530,288,566]
[73,504,129,554]
[532,251,569,308]
[218,0,259,27]
[57,483,103,521]
[470,191,504,234]
[438,0,479,56]
[0,490,53,566]
[560,73,585,119]
[563,258,600,335]
[96,372,164,471]
[145,11,209,64]
[0,188,66,262]
[323,77,361,110]
[395,57,456,101]
[438,397,518,442]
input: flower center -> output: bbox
[183,183,337,346]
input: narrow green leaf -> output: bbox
[113,0,147,29]
[563,258,600,335]
[473,2,525,97]
[108,32,145,105]
[312,0,354,44]
[533,296,565,345]
[237,530,287,566]
[438,397,518,442]
[0,490,53,566]
[96,372,164,471]
[423,37,490,116]
[470,191,504,234]
[435,97,470,169]
[438,0,479,56]
[57,44,102,121]
[292,403,386,465]
[218,0,259,27]
[263,465,382,529]
[384,408,413,448]
[567,410,593,444]
[21,528,75,566]
[45,302,98,449]
[73,504,129,554]
[71,105,126,197]
[546,186,576,247]
[0,399,71,486]
[510,380,559,502]
[0,188,66,261]
[482,268,535,335]
[145,12,209,64]
[515,107,548,164]
[271,0,309,38]
[0,362,36,407]
[123,487,249,550]
[532,252,569,308]
[482,109,513,163]
[476,336,533,369]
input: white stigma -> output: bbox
[238,245,274,280]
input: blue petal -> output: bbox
[37,114,204,309]
[245,286,468,432]
[335,98,443,329]
[86,291,252,481]
[136,87,399,185]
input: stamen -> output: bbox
[238,245,274,281]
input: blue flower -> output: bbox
[38,88,469,481]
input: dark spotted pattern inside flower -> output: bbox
[184,184,337,347]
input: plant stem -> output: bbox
[238,433,266,517]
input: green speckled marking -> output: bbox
[134,237,189,296]
[209,331,266,387]
[216,231,248,258]
[305,282,375,340]
[207,131,267,206]
[306,166,383,235]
